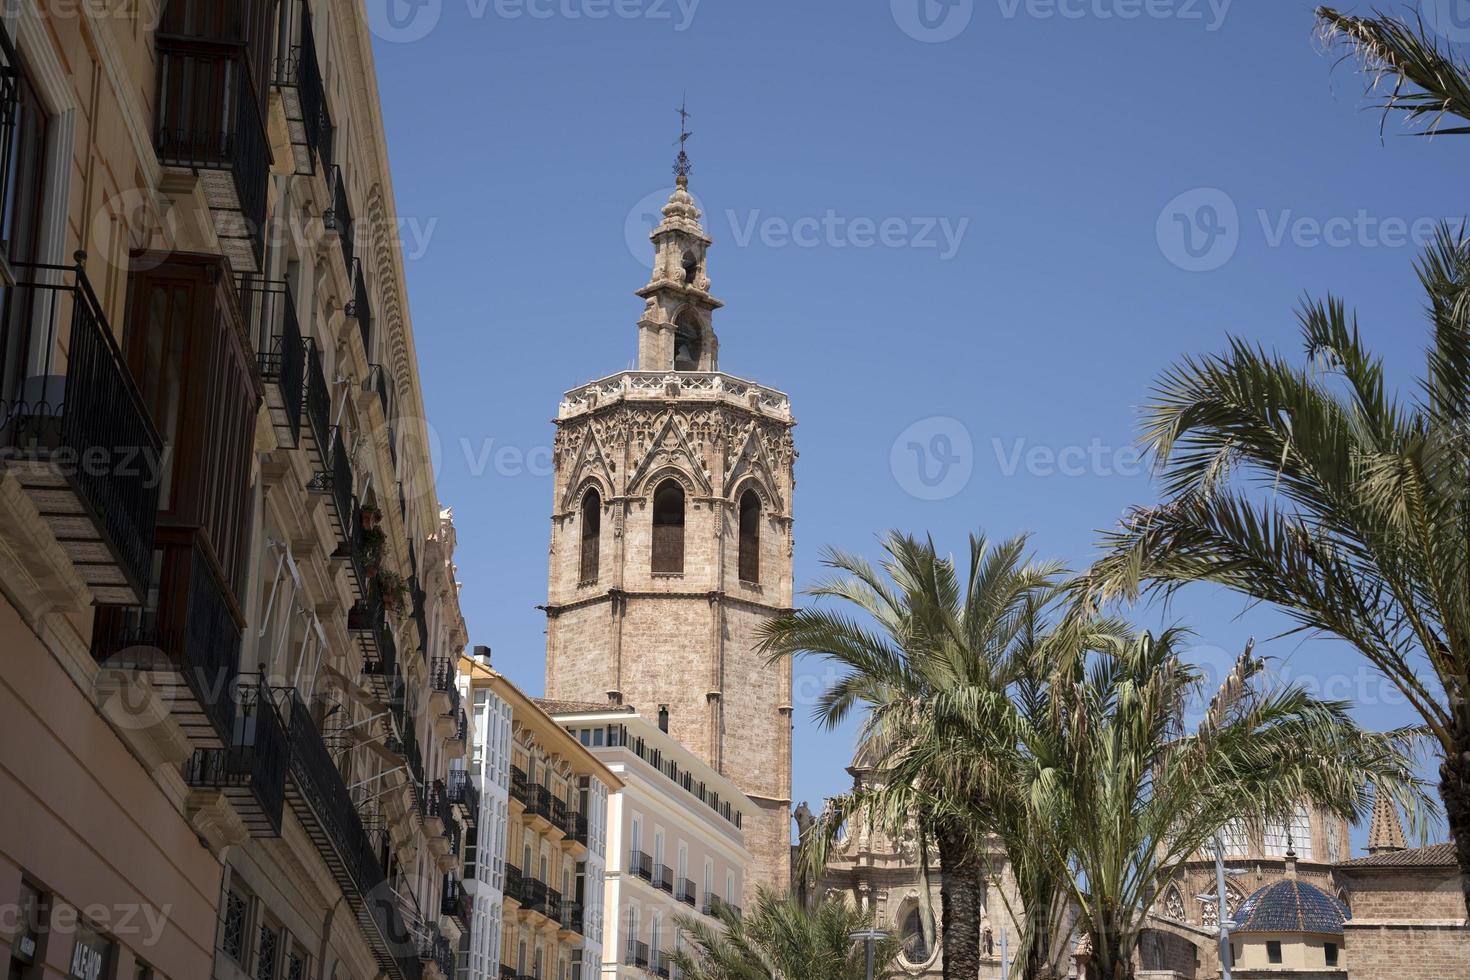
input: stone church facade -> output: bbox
[543,172,796,893]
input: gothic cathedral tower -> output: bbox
[544,166,795,893]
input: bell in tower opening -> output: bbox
[543,116,797,893]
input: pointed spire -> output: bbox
[1367,784,1407,855]
[674,96,693,182]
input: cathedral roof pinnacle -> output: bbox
[1366,784,1407,855]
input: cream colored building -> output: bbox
[548,704,752,979]
[0,3,469,979]
[459,655,621,980]
[541,169,796,895]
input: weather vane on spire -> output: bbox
[674,96,693,180]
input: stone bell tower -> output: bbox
[544,143,795,893]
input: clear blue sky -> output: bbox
[369,0,1461,852]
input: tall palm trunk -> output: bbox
[1444,721,1470,920]
[1088,930,1135,980]
[1020,885,1056,980]
[937,825,982,980]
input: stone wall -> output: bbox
[545,390,796,892]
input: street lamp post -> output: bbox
[850,928,887,980]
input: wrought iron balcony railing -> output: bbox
[308,425,354,547]
[0,22,19,260]
[570,812,589,848]
[656,864,674,894]
[271,2,332,175]
[302,340,331,464]
[509,766,528,806]
[271,686,420,979]
[346,258,372,356]
[703,895,741,921]
[626,941,650,969]
[238,278,304,448]
[154,1,273,268]
[503,864,523,904]
[446,769,480,826]
[677,878,697,907]
[0,257,161,604]
[559,902,584,936]
[185,677,288,836]
[441,876,467,924]
[323,165,354,275]
[416,924,454,978]
[632,851,653,882]
[92,528,241,747]
[527,784,553,823]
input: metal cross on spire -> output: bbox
[674,96,693,180]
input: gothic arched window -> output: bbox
[652,481,685,575]
[674,312,701,371]
[580,489,601,584]
[738,490,761,584]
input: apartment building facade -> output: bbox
[0,3,470,979]
[548,706,751,980]
[459,656,617,980]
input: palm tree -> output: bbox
[1089,228,1470,912]
[669,890,899,980]
[1011,629,1427,980]
[759,532,1072,979]
[1316,6,1470,139]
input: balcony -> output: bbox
[503,864,523,906]
[92,527,241,747]
[308,425,354,549]
[323,164,354,277]
[439,810,463,873]
[632,851,653,882]
[272,686,420,980]
[653,953,672,980]
[559,902,584,938]
[655,864,674,894]
[368,363,397,466]
[239,278,304,448]
[568,812,589,850]
[121,253,261,609]
[446,707,468,759]
[0,257,161,605]
[272,2,331,176]
[185,678,288,836]
[346,258,373,357]
[677,878,697,907]
[410,575,429,657]
[441,876,468,928]
[361,620,399,701]
[300,340,331,467]
[429,656,458,716]
[526,784,554,833]
[626,941,650,970]
[704,895,741,921]
[446,769,480,827]
[154,0,275,271]
[509,766,528,809]
[416,924,455,980]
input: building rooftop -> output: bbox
[1232,880,1351,936]
[1336,843,1458,869]
[533,698,633,716]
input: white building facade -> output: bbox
[550,707,753,979]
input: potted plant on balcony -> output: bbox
[360,503,383,531]
[375,569,408,616]
[361,525,387,577]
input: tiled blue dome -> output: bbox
[1232,879,1351,936]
